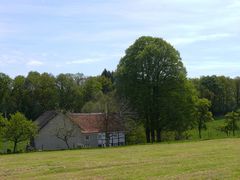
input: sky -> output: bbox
[0,0,240,78]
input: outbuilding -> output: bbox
[33,111,125,150]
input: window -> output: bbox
[85,135,90,140]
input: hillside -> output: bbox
[0,138,240,179]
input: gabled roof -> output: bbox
[35,111,58,130]
[68,113,124,134]
[35,111,124,134]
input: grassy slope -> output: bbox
[189,118,240,140]
[0,138,240,179]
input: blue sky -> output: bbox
[0,0,240,78]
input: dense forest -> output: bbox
[0,70,114,120]
[1,36,240,144]
[1,71,239,120]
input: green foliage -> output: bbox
[56,73,84,112]
[0,73,13,116]
[101,68,114,81]
[97,76,113,94]
[196,98,213,138]
[12,72,59,119]
[192,76,237,116]
[189,117,240,140]
[224,110,240,136]
[162,80,198,138]
[81,91,119,113]
[82,77,102,102]
[124,118,146,144]
[116,36,196,142]
[0,114,7,137]
[3,112,37,153]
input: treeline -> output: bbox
[1,36,240,144]
[0,70,114,120]
[191,76,240,116]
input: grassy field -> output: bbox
[189,118,240,140]
[0,138,240,179]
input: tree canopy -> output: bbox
[116,36,197,142]
[3,112,37,153]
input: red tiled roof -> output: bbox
[68,113,124,134]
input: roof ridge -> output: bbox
[69,113,104,115]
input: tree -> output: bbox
[196,98,213,139]
[97,76,113,94]
[101,69,114,83]
[21,72,60,120]
[3,112,37,153]
[195,76,237,116]
[0,114,7,137]
[116,36,197,142]
[0,73,13,117]
[82,77,102,102]
[23,71,42,119]
[11,76,26,114]
[224,110,240,136]
[37,73,58,112]
[235,77,240,108]
[54,117,78,149]
[56,73,84,112]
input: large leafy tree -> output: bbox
[116,36,197,142]
[3,112,37,153]
[22,72,59,119]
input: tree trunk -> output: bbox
[145,127,150,143]
[65,141,70,149]
[151,129,155,143]
[156,128,161,142]
[198,125,202,139]
[13,141,17,153]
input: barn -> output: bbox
[33,111,125,150]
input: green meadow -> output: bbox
[0,138,240,179]
[189,117,240,140]
[1,118,240,179]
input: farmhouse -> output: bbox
[33,111,125,150]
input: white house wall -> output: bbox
[34,113,125,150]
[97,132,125,147]
[34,113,98,150]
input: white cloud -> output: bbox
[26,60,43,66]
[170,33,232,46]
[66,58,102,65]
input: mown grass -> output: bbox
[0,138,240,179]
[189,118,240,140]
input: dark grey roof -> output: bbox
[35,111,58,130]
